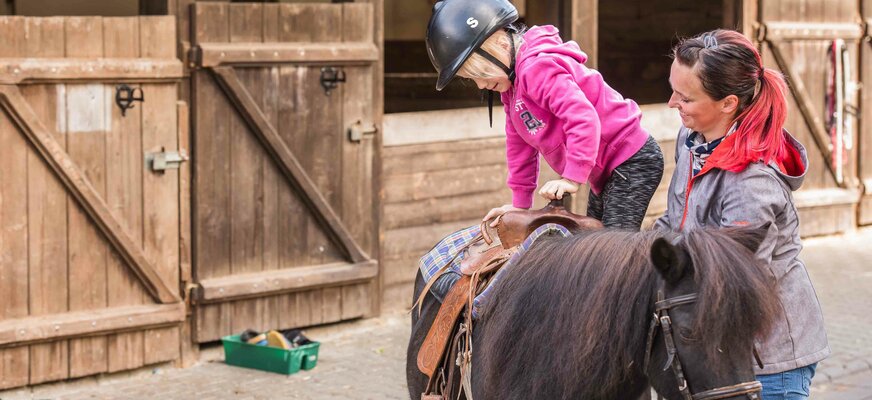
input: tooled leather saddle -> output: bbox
[415,196,602,399]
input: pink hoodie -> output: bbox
[502,25,649,208]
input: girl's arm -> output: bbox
[522,56,601,185]
[506,114,539,209]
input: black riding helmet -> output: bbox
[426,0,519,91]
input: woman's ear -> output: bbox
[721,94,740,115]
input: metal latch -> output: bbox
[348,121,377,142]
[115,84,144,117]
[147,149,189,172]
[320,67,346,96]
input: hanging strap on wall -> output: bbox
[825,39,855,185]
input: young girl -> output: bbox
[425,0,664,229]
[656,29,829,398]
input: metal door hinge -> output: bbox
[180,281,201,308]
[348,120,377,142]
[187,45,203,69]
[147,148,189,173]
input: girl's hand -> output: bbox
[539,178,579,200]
[483,204,525,227]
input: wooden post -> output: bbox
[569,0,596,213]
[569,0,597,69]
[741,0,759,40]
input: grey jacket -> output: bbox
[654,127,830,374]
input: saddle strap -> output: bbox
[414,234,483,315]
[418,275,472,376]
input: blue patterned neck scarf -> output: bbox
[685,123,738,176]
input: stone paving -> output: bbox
[2,229,871,400]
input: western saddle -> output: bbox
[416,197,602,399]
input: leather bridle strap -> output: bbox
[655,293,698,311]
[646,291,763,400]
[692,381,763,400]
[644,292,697,371]
[659,314,692,399]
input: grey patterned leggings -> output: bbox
[586,135,664,230]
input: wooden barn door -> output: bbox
[859,1,872,224]
[189,2,380,342]
[752,0,864,236]
[0,16,185,389]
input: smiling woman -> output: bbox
[655,29,830,400]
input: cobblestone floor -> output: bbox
[2,229,870,400]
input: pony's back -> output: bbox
[472,228,780,399]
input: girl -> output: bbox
[425,0,664,229]
[656,29,829,399]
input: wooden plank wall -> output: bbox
[859,2,872,225]
[191,3,375,342]
[0,16,180,389]
[381,124,572,311]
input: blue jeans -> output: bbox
[757,364,817,400]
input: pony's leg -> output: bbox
[407,270,439,399]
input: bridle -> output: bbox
[643,291,763,400]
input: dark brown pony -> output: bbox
[407,227,781,399]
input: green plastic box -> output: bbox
[221,334,320,375]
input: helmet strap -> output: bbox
[488,89,494,127]
[476,29,517,127]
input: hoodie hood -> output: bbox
[516,25,588,68]
[701,129,807,192]
[769,131,807,192]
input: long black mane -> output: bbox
[474,228,780,398]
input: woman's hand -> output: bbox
[483,204,525,227]
[539,178,580,200]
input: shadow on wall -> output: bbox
[598,0,725,105]
[12,0,138,16]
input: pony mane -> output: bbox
[475,228,780,398]
[682,228,781,361]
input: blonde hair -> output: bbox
[457,30,523,79]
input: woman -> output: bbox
[425,0,664,229]
[655,29,829,399]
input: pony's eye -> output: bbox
[679,328,700,342]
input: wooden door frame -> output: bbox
[0,56,186,349]
[188,64,378,304]
[0,84,180,305]
[859,3,872,223]
[187,3,379,305]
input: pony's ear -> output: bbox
[724,221,772,255]
[650,237,692,284]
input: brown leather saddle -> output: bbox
[416,197,602,398]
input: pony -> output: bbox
[407,226,781,399]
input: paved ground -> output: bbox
[2,229,871,400]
